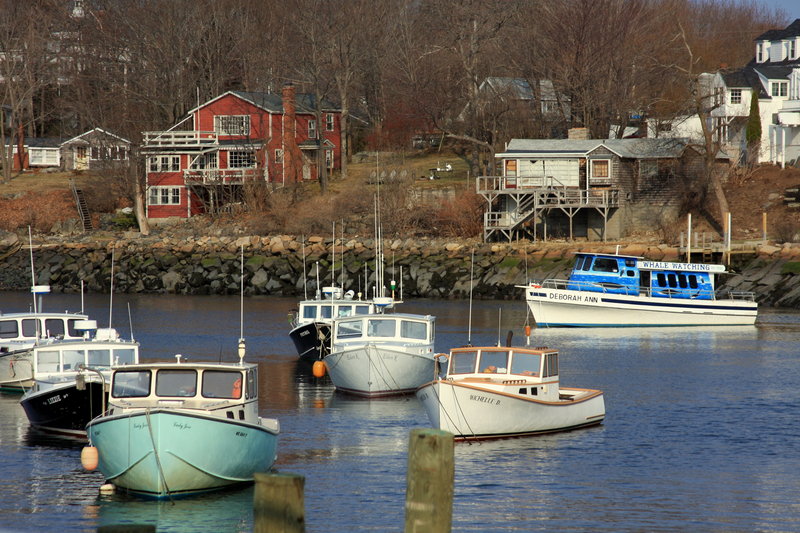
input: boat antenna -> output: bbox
[341,219,346,291]
[127,302,135,342]
[108,245,115,329]
[80,279,84,314]
[496,307,502,347]
[302,235,307,300]
[331,221,336,288]
[468,249,474,346]
[28,226,36,314]
[238,245,246,364]
[316,262,320,299]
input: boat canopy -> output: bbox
[447,347,558,379]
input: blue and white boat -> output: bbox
[520,252,758,327]
[85,347,279,499]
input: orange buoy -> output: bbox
[524,325,531,337]
[312,360,326,378]
[81,446,99,471]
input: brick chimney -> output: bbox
[282,83,299,182]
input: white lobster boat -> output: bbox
[323,313,436,397]
[416,344,605,440]
[519,252,757,327]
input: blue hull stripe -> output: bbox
[599,297,756,312]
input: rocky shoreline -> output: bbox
[2,233,800,308]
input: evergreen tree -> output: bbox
[745,88,761,163]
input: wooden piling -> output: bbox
[254,472,306,533]
[404,429,454,533]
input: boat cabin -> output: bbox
[109,362,258,419]
[446,346,561,401]
[332,313,435,346]
[0,312,88,352]
[32,334,138,375]
[566,253,720,300]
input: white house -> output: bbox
[705,19,800,166]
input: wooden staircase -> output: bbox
[70,179,93,232]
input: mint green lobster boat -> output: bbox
[86,350,279,499]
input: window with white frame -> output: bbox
[789,40,797,59]
[325,149,333,168]
[308,120,317,139]
[590,159,610,183]
[756,42,766,63]
[29,148,58,166]
[326,114,334,131]
[190,153,217,169]
[730,89,742,104]
[772,81,788,97]
[275,149,284,164]
[228,151,255,168]
[713,87,724,106]
[149,155,180,172]
[148,186,181,205]
[214,115,250,136]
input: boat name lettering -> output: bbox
[469,394,499,405]
[639,261,714,272]
[299,330,310,337]
[46,395,61,405]
[548,293,599,303]
[173,422,192,430]
[133,422,146,430]
[235,431,247,437]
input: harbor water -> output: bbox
[0,291,799,532]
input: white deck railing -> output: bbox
[142,131,218,148]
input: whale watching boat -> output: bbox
[323,312,436,397]
[0,285,90,392]
[85,344,280,499]
[20,322,139,438]
[519,252,758,327]
[416,341,605,440]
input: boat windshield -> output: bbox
[112,370,151,398]
[479,350,509,374]
[400,320,427,340]
[449,350,478,374]
[337,305,353,317]
[510,352,541,376]
[302,305,317,319]
[156,369,198,397]
[113,348,137,365]
[202,370,243,399]
[355,305,371,315]
[367,318,396,337]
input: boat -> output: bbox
[519,252,758,327]
[0,285,90,392]
[85,349,280,498]
[19,322,139,438]
[288,286,394,361]
[323,312,436,397]
[416,342,605,440]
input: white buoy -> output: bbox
[99,483,116,495]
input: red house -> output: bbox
[142,84,342,219]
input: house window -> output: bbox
[756,42,766,62]
[151,155,180,172]
[325,149,333,168]
[228,151,255,168]
[275,149,283,164]
[590,159,610,182]
[789,40,797,59]
[190,153,217,169]
[214,115,250,136]
[772,81,788,97]
[308,120,317,139]
[730,89,742,104]
[713,87,724,106]
[148,186,181,205]
[326,114,334,131]
[76,146,87,159]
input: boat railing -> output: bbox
[536,279,754,301]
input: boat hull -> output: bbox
[325,344,435,397]
[525,287,757,327]
[87,409,278,498]
[21,381,106,438]
[288,321,330,361]
[416,381,605,439]
[0,350,34,392]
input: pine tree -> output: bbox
[745,88,761,163]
